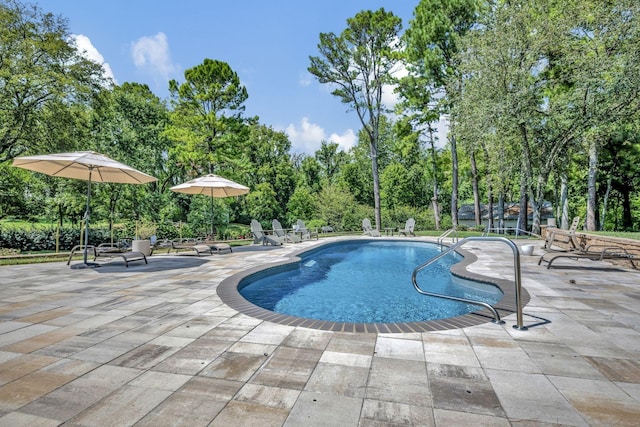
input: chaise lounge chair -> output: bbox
[362,218,381,237]
[67,243,147,267]
[272,219,301,243]
[538,245,637,269]
[170,239,213,256]
[251,220,283,246]
[398,218,416,237]
[296,219,318,240]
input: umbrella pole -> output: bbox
[83,176,90,264]
[210,193,214,238]
[72,167,99,269]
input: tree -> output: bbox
[0,0,105,161]
[309,8,402,231]
[166,58,248,177]
[403,0,485,228]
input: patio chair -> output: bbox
[170,239,213,256]
[538,245,637,269]
[296,219,319,240]
[543,216,581,252]
[272,219,301,243]
[398,218,416,237]
[67,243,147,267]
[362,218,381,237]
[251,220,283,246]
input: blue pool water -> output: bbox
[239,240,503,323]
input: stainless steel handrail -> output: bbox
[437,228,458,249]
[412,236,527,330]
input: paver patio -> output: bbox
[0,236,638,426]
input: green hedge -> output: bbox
[0,226,120,252]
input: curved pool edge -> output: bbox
[216,238,531,333]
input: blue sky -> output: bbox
[43,1,424,154]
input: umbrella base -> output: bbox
[70,262,101,270]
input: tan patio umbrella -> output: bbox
[12,151,157,268]
[170,174,249,236]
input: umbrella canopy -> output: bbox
[170,174,249,236]
[12,151,157,268]
[170,174,249,197]
[12,151,157,184]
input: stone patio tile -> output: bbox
[179,376,243,401]
[616,382,640,401]
[68,384,172,426]
[0,370,73,411]
[240,322,295,346]
[70,340,143,364]
[433,408,510,426]
[283,391,362,427]
[0,324,59,348]
[550,375,640,426]
[250,346,322,390]
[110,343,180,369]
[40,358,99,377]
[135,392,226,427]
[473,345,541,373]
[375,336,424,361]
[235,383,300,409]
[428,363,504,417]
[164,315,226,338]
[201,321,255,341]
[152,339,231,375]
[128,370,191,391]
[0,321,30,335]
[210,400,289,427]
[422,330,480,367]
[227,341,278,356]
[2,327,82,353]
[319,350,371,368]
[325,331,377,356]
[584,356,640,383]
[32,336,102,358]
[0,351,20,365]
[305,362,369,398]
[360,399,434,426]
[17,307,75,324]
[147,335,194,348]
[200,351,267,381]
[281,328,332,350]
[366,357,431,406]
[519,341,607,379]
[0,411,61,427]
[485,368,585,425]
[0,354,59,385]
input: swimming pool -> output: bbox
[238,240,503,324]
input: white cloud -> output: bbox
[285,117,357,154]
[381,61,408,110]
[72,34,115,83]
[130,32,179,84]
[299,71,312,87]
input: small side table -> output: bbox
[383,227,395,236]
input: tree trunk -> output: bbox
[599,176,612,231]
[518,173,528,236]
[560,172,569,229]
[450,133,459,228]
[470,150,481,226]
[429,126,440,230]
[622,184,633,229]
[586,139,598,231]
[498,192,505,233]
[370,142,381,231]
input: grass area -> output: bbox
[585,231,640,240]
